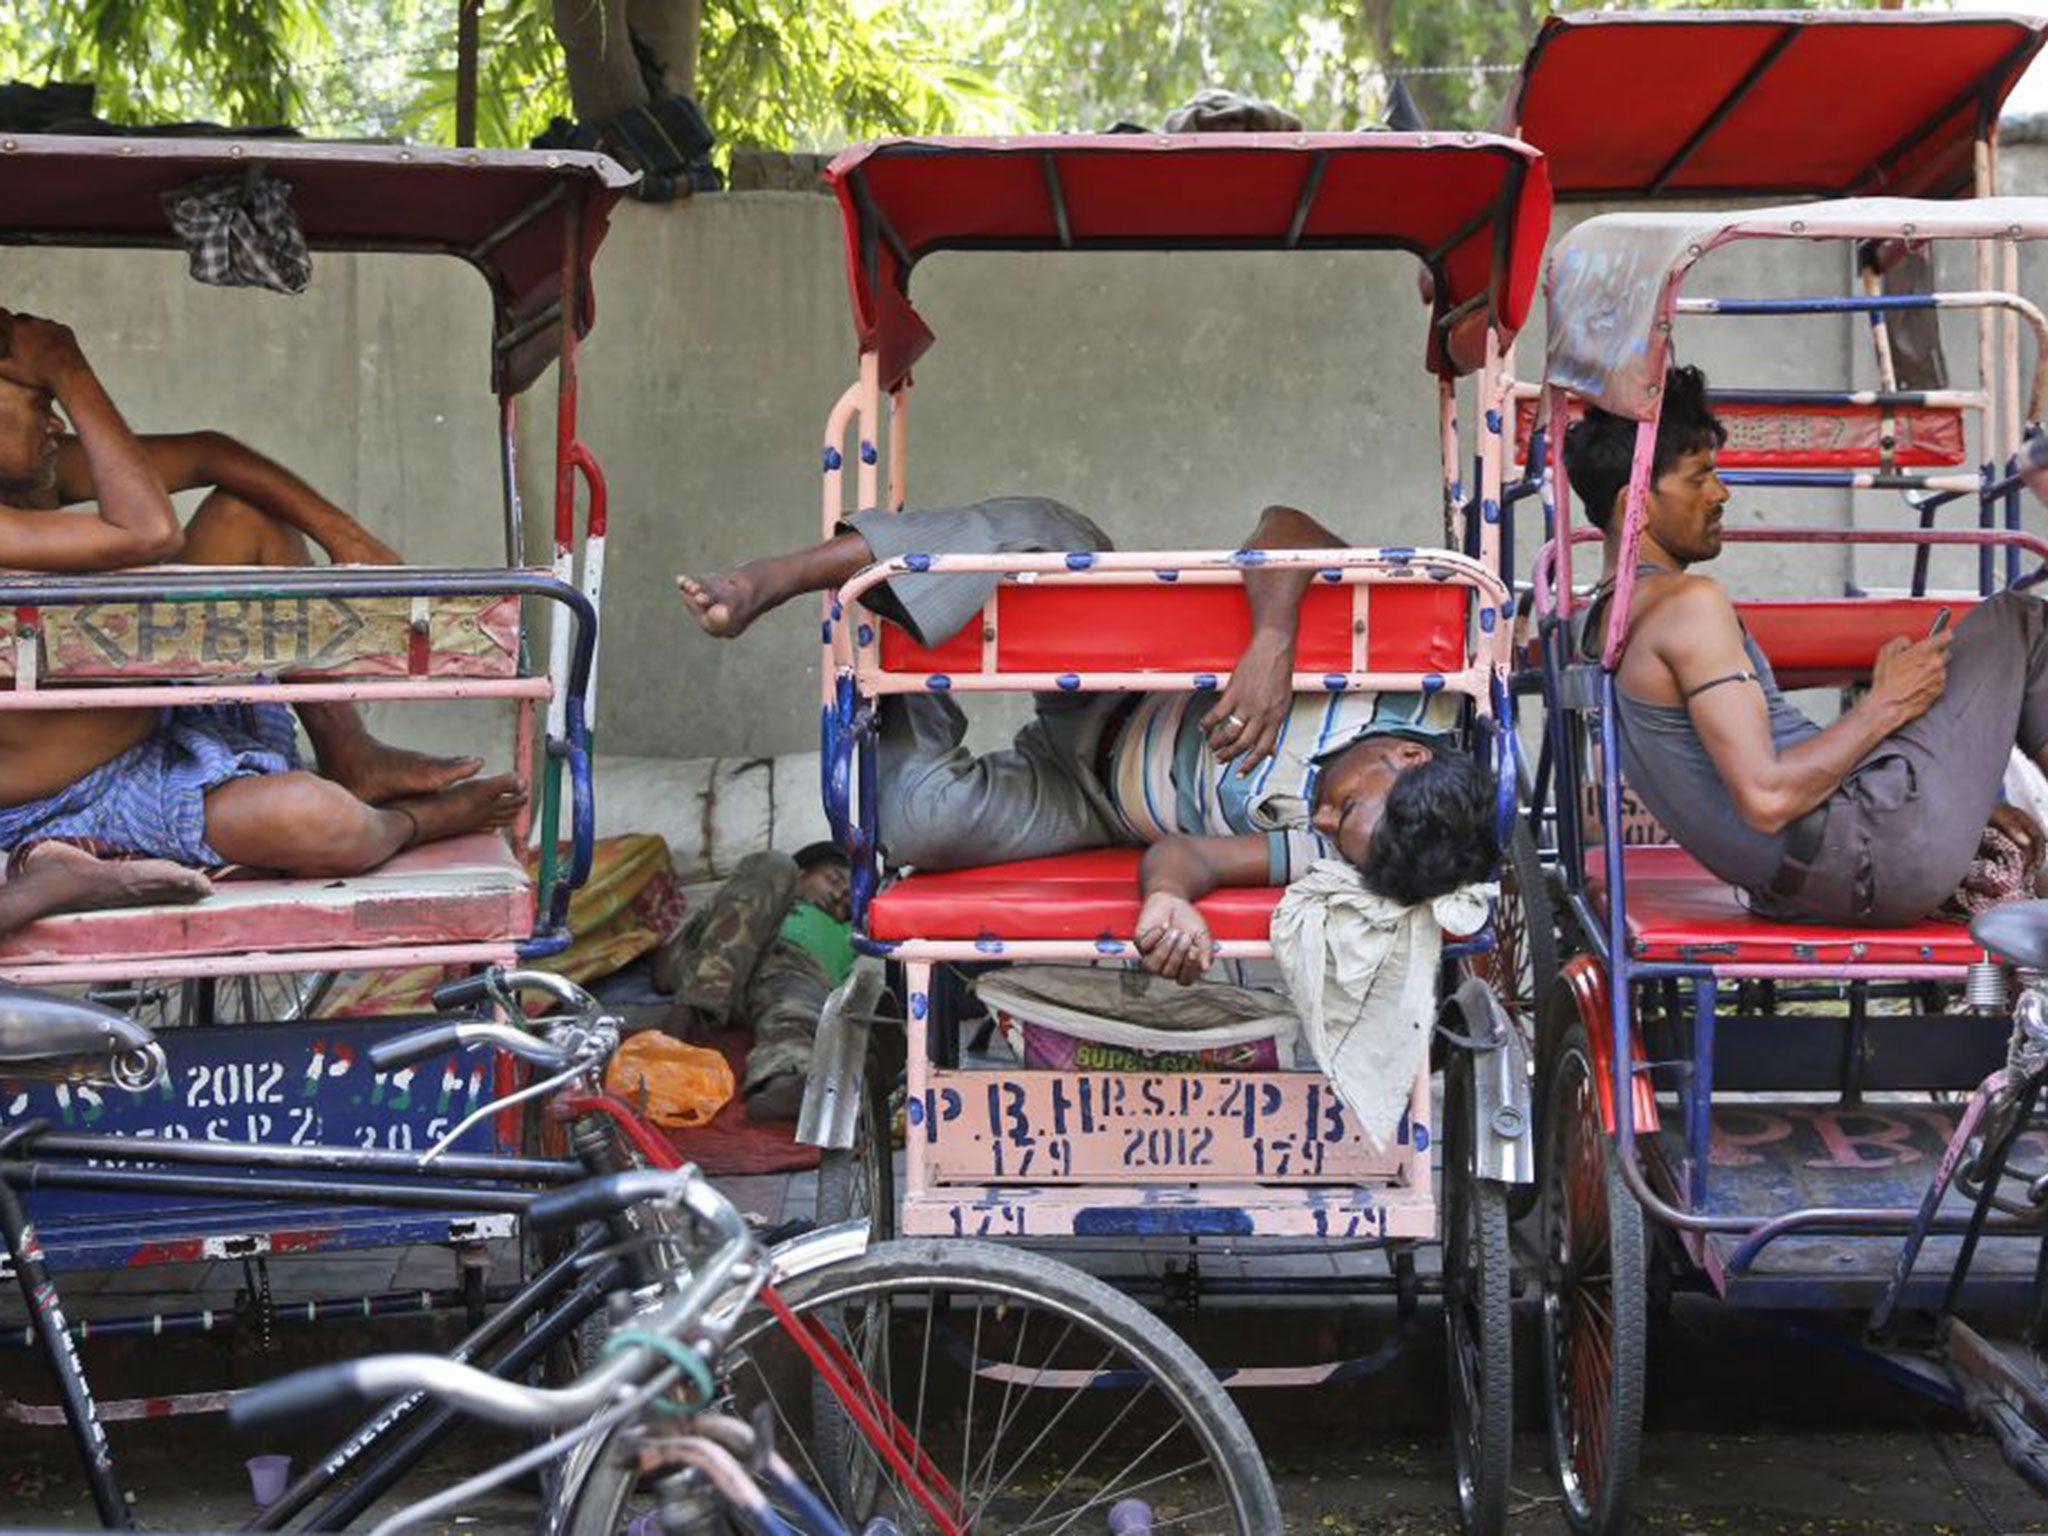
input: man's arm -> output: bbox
[1202,503,1345,772]
[1132,833,1272,983]
[1652,578,1950,834]
[0,315,184,571]
[55,431,399,566]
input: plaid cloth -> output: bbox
[162,168,311,295]
[0,703,299,867]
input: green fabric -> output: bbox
[778,900,855,986]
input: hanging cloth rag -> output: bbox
[162,165,312,296]
[1270,861,1493,1148]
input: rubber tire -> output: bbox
[813,1056,896,1243]
[1485,819,1558,1223]
[1538,1024,1647,1536]
[557,1238,1283,1535]
[1444,1051,1514,1536]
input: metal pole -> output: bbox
[455,0,482,148]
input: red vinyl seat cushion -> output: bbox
[1614,845,1977,965]
[0,831,532,968]
[866,848,1283,943]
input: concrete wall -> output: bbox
[10,145,2048,868]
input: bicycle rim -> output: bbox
[560,1238,1277,1535]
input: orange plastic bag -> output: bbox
[603,1031,735,1128]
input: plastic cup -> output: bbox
[1107,1499,1153,1535]
[245,1454,292,1508]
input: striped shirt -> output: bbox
[1104,690,1460,884]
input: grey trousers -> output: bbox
[1765,590,2048,926]
[843,497,1132,872]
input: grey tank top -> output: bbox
[1600,571,1821,891]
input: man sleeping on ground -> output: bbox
[0,309,522,921]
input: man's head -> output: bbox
[1311,738,1498,904]
[1563,364,1729,567]
[0,376,61,501]
[793,840,852,923]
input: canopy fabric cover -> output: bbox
[0,137,635,395]
[825,132,1553,388]
[1546,196,2048,419]
[1499,10,2047,202]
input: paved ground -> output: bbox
[6,1236,2048,1534]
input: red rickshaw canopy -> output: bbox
[824,132,1553,388]
[0,136,636,395]
[1499,10,2048,202]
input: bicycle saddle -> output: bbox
[1971,900,2048,972]
[0,983,156,1066]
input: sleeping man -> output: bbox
[677,494,1499,981]
[0,309,524,899]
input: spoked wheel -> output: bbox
[1444,1050,1514,1535]
[809,1051,899,1517]
[559,1239,1281,1535]
[815,1050,897,1243]
[1539,1024,1646,1536]
[1471,820,1557,1222]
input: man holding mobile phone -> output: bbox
[1565,364,2048,927]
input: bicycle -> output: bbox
[231,1164,1285,1535]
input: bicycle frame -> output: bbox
[0,1103,653,1530]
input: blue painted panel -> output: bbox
[7,1017,515,1269]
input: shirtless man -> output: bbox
[678,495,1498,981]
[0,310,524,884]
[1563,362,2048,926]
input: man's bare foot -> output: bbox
[14,842,213,911]
[677,568,775,639]
[326,741,483,806]
[389,774,527,848]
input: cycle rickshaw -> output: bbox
[0,134,623,1439]
[802,128,1552,1532]
[1532,193,2048,1533]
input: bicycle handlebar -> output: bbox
[229,1167,758,1438]
[431,968,594,1014]
[368,1021,573,1074]
[527,1169,702,1234]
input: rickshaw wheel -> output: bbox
[1443,1049,1514,1536]
[1471,820,1557,1222]
[1539,1023,1646,1536]
[815,1043,898,1242]
[811,1044,899,1515]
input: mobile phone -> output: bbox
[1929,606,1953,637]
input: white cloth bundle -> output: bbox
[1270,861,1494,1148]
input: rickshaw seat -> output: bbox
[1736,597,1973,689]
[0,831,531,969]
[868,848,1281,944]
[879,579,1468,678]
[1612,845,1978,967]
[1513,395,1967,471]
[1518,598,1972,687]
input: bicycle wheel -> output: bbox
[1538,1023,1646,1536]
[559,1238,1280,1535]
[814,1054,896,1242]
[1443,1050,1513,1536]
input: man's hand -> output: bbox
[1201,631,1293,775]
[1990,801,2046,873]
[0,312,85,392]
[1868,629,1952,727]
[1133,890,1214,985]
[322,525,402,566]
